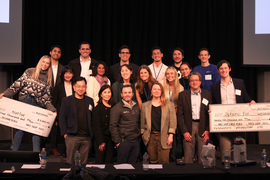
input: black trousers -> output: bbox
[94,136,114,164]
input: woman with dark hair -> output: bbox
[111,64,137,104]
[179,62,192,90]
[141,82,177,164]
[51,65,74,155]
[86,61,110,106]
[0,55,56,152]
[92,84,114,163]
[135,65,157,109]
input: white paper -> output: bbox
[86,164,105,169]
[0,97,56,137]
[21,164,41,169]
[143,164,163,169]
[113,163,135,170]
[59,168,71,171]
[2,170,13,173]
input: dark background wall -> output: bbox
[1,0,259,142]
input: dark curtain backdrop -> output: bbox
[2,0,258,142]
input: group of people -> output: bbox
[0,42,255,165]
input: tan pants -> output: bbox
[147,131,170,164]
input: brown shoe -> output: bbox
[50,149,60,155]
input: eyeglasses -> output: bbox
[120,52,130,54]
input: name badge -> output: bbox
[87,70,92,75]
[205,74,212,80]
[89,104,93,111]
[202,98,209,106]
[235,89,241,96]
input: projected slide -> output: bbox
[243,0,270,65]
[0,0,9,23]
[255,0,270,34]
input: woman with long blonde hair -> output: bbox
[163,67,184,109]
[0,55,56,152]
[141,82,176,164]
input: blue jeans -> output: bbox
[12,95,41,152]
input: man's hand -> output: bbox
[249,100,256,106]
[0,93,4,99]
[99,143,106,151]
[202,131,210,142]
[116,143,120,148]
[183,132,192,142]
[64,134,67,139]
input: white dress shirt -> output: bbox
[80,57,91,79]
[191,89,201,120]
[220,78,236,104]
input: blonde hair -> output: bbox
[150,82,166,108]
[31,55,53,86]
[163,67,183,105]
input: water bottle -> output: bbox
[261,149,267,168]
[40,148,47,169]
[224,150,230,169]
[75,150,81,166]
[143,152,149,171]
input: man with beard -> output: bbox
[171,47,184,79]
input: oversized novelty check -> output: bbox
[0,97,56,137]
[209,103,270,133]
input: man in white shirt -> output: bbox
[69,42,98,79]
[211,60,255,160]
[148,46,168,83]
[177,72,212,163]
[50,45,64,93]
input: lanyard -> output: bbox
[143,87,150,101]
[169,90,172,102]
[153,64,163,80]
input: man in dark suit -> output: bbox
[177,72,212,163]
[109,45,139,84]
[69,42,98,79]
[211,60,255,160]
[50,45,64,94]
[41,45,65,154]
[59,77,94,165]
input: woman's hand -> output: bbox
[166,134,174,145]
[99,143,106,151]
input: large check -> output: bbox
[209,103,270,133]
[0,97,56,137]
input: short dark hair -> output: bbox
[97,84,113,105]
[180,62,192,70]
[217,60,231,69]
[121,84,133,93]
[60,65,74,82]
[79,42,91,49]
[151,46,163,54]
[199,47,210,55]
[119,45,131,54]
[188,72,202,82]
[172,47,184,57]
[73,77,87,85]
[50,45,62,52]
[91,61,109,77]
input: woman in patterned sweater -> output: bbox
[0,55,56,152]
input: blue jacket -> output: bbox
[59,94,94,138]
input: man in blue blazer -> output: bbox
[59,77,94,165]
[211,60,255,161]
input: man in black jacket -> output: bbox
[109,85,140,164]
[69,42,98,79]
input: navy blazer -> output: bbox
[59,94,94,138]
[210,78,252,104]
